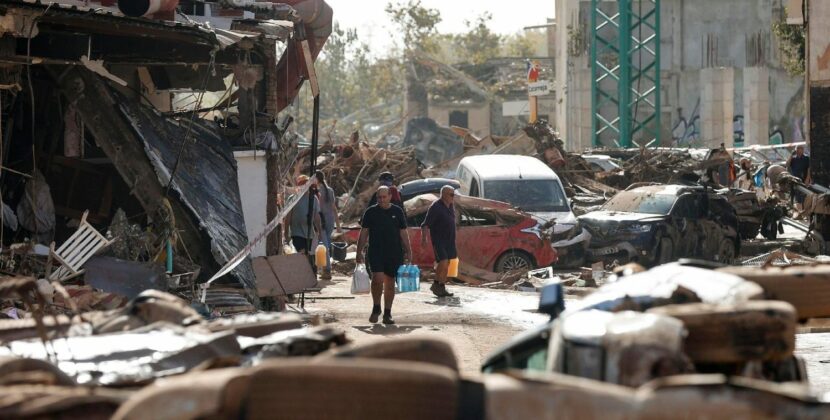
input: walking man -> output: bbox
[284,175,323,269]
[368,172,405,212]
[421,186,456,297]
[788,144,811,183]
[356,186,411,324]
[315,170,340,280]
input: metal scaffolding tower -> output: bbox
[590,0,660,148]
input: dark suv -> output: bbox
[578,184,740,266]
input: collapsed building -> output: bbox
[0,0,332,309]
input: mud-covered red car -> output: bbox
[344,194,558,272]
[579,184,740,266]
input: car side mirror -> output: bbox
[539,282,565,320]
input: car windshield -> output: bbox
[483,180,569,213]
[601,190,676,215]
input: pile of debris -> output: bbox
[297,133,422,220]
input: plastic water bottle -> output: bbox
[396,265,420,293]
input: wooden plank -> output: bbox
[719,265,830,319]
[253,253,317,297]
[648,301,796,363]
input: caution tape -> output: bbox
[200,181,312,303]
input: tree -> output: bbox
[291,21,406,139]
[454,12,502,65]
[316,22,363,120]
[772,12,805,76]
[385,0,442,54]
[503,31,538,58]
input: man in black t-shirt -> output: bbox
[356,186,412,325]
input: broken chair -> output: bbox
[47,211,114,282]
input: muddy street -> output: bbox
[306,275,551,376]
[306,274,830,394]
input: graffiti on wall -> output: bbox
[733,115,744,146]
[671,99,701,145]
[675,107,803,147]
[733,114,787,146]
[792,116,806,142]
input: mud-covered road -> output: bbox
[306,274,830,392]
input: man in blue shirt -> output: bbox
[788,145,810,183]
[421,186,457,297]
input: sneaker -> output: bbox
[320,270,332,280]
[430,282,453,297]
[382,313,395,325]
[369,308,381,323]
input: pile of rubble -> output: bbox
[296,132,421,220]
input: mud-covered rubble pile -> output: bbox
[296,133,421,221]
[0,286,348,417]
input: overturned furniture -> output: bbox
[48,211,114,282]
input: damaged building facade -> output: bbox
[555,0,805,150]
[0,0,331,309]
[404,53,557,139]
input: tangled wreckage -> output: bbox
[0,0,332,310]
[3,0,830,418]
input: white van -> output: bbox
[456,155,590,266]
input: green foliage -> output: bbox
[293,22,404,138]
[385,0,443,54]
[502,31,537,58]
[772,12,805,76]
[454,12,502,65]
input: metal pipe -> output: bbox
[304,94,320,256]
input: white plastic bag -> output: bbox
[351,263,371,295]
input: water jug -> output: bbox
[396,265,420,293]
[315,244,327,267]
[447,258,459,278]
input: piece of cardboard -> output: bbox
[253,254,317,297]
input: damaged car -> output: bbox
[455,154,590,267]
[579,184,740,266]
[345,194,558,272]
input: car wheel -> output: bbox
[658,237,674,265]
[495,251,534,272]
[718,238,737,264]
[739,223,761,240]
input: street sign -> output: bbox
[528,81,551,96]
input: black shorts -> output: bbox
[292,236,311,253]
[368,252,402,278]
[433,241,457,262]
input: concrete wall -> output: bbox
[744,67,771,146]
[555,0,805,150]
[234,150,267,258]
[427,103,491,137]
[555,0,591,149]
[700,68,735,148]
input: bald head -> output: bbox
[377,186,391,208]
[440,185,456,205]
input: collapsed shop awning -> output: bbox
[52,67,256,302]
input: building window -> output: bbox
[449,110,468,128]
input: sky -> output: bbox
[323,0,554,56]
